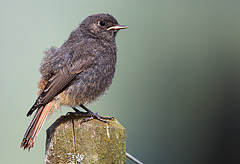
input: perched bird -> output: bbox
[21,13,127,150]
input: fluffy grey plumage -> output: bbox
[37,13,124,112]
[21,13,127,150]
[41,15,118,108]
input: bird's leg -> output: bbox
[72,107,87,114]
[66,107,89,116]
[79,104,114,123]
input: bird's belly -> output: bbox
[56,71,114,107]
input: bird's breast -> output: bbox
[56,53,116,106]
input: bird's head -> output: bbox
[80,14,128,41]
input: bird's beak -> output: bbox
[107,25,128,31]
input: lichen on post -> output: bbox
[45,115,126,164]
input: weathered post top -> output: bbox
[45,115,126,164]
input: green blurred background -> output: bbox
[1,0,240,163]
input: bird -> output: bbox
[20,13,127,150]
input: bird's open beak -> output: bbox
[107,25,128,31]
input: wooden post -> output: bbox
[45,115,126,164]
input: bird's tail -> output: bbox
[21,101,53,150]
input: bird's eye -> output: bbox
[98,21,106,26]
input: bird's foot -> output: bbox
[80,112,114,124]
[67,106,113,124]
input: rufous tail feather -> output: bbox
[21,101,53,150]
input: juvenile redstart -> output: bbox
[21,13,127,150]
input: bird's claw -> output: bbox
[80,112,113,124]
[68,106,114,124]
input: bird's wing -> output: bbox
[26,57,93,116]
